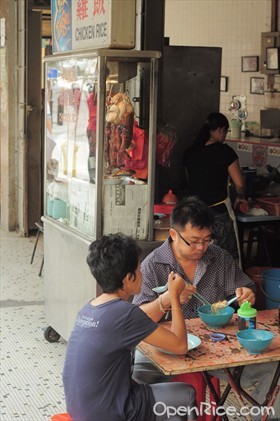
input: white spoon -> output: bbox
[226,296,238,306]
[152,285,168,294]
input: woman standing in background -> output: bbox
[183,112,248,265]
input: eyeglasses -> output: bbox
[174,229,214,249]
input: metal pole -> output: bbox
[95,55,107,239]
[147,57,159,241]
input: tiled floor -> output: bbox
[0,230,67,421]
[0,229,273,421]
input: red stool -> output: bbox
[50,414,72,421]
[172,372,220,421]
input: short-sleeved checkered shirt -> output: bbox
[133,238,255,321]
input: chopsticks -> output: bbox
[151,271,211,306]
[192,291,211,306]
[177,273,211,306]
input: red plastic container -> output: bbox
[255,197,280,216]
[154,203,175,216]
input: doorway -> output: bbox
[26,0,51,231]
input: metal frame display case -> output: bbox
[43,49,161,341]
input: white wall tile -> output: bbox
[165,0,272,125]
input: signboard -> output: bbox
[51,0,135,53]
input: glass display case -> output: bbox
[45,49,160,240]
[43,49,161,341]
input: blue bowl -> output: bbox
[236,329,274,354]
[198,305,234,328]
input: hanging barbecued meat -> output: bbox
[105,93,134,170]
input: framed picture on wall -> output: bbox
[241,56,259,72]
[250,77,264,95]
[220,76,228,92]
[266,47,279,70]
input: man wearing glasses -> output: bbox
[133,196,255,323]
[132,197,279,419]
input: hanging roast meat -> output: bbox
[105,93,134,169]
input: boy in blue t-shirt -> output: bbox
[63,233,197,421]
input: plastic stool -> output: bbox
[50,413,72,421]
[172,372,220,421]
[30,221,44,276]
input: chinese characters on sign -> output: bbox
[76,0,106,19]
[52,0,109,53]
[76,0,89,20]
[93,0,106,16]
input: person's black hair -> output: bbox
[170,196,215,231]
[87,233,142,293]
[194,112,229,146]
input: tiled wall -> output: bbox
[165,0,278,127]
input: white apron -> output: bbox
[210,196,242,268]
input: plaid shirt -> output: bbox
[133,239,255,322]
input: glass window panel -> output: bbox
[102,60,149,240]
[45,57,98,238]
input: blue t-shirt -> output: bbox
[63,299,158,421]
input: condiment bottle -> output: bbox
[162,190,178,205]
[237,301,257,331]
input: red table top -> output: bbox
[137,309,280,376]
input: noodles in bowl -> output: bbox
[198,305,234,328]
[211,300,227,313]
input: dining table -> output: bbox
[137,309,280,421]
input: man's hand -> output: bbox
[179,284,197,305]
[235,287,256,306]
